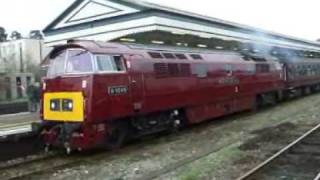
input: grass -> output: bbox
[179,143,244,180]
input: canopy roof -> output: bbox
[44,0,320,52]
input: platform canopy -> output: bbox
[44,0,320,53]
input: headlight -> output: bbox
[51,102,56,109]
[62,99,73,111]
[68,102,73,109]
[50,99,60,111]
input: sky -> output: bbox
[0,0,319,41]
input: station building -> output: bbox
[43,0,320,55]
[0,39,51,101]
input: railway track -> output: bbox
[0,136,40,162]
[1,96,319,180]
[237,123,320,180]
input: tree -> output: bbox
[0,27,7,42]
[29,30,43,40]
[10,31,22,40]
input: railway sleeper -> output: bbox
[261,170,318,180]
[288,144,320,156]
[301,139,320,146]
[277,154,320,167]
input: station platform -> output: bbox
[0,112,39,138]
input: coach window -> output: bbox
[95,55,126,72]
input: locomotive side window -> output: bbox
[224,64,233,74]
[96,55,125,72]
[66,50,93,73]
[193,64,208,78]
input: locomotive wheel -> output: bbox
[106,121,129,150]
[304,87,311,95]
[251,95,262,112]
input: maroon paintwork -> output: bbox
[40,40,320,150]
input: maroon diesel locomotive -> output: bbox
[37,40,320,152]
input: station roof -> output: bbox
[43,0,320,52]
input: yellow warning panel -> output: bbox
[43,92,84,122]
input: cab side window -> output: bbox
[96,55,125,72]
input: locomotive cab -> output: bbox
[40,43,131,152]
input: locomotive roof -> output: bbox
[43,40,274,66]
[48,40,242,57]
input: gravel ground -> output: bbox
[2,94,320,180]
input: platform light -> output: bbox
[197,44,207,48]
[120,38,136,42]
[176,42,183,46]
[215,46,224,50]
[151,40,164,44]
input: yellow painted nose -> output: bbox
[43,92,84,122]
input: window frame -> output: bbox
[64,49,95,75]
[47,49,67,77]
[94,54,127,74]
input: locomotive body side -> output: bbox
[135,53,284,123]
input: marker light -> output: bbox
[42,82,46,90]
[82,80,87,89]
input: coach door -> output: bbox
[127,55,144,112]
